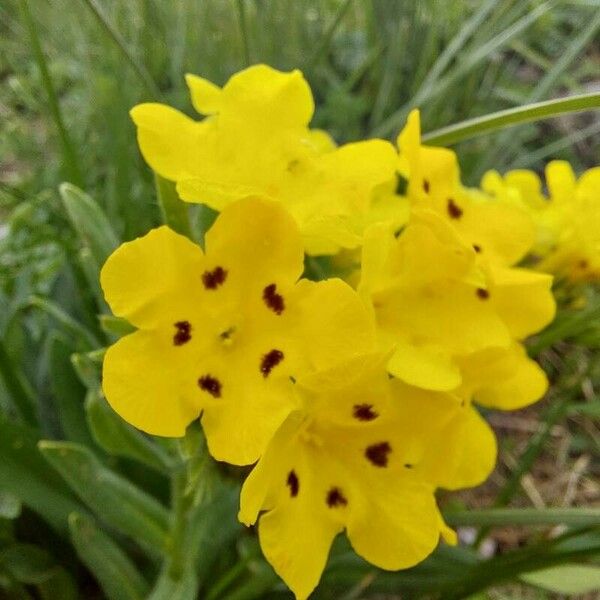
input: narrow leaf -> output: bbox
[422,92,600,146]
[154,174,192,239]
[521,564,600,595]
[48,334,94,446]
[78,0,160,98]
[444,507,600,528]
[17,0,83,185]
[0,414,82,536]
[86,390,174,473]
[59,183,120,270]
[69,513,149,600]
[39,441,169,552]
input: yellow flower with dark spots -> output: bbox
[239,353,463,600]
[359,210,555,393]
[397,109,537,269]
[101,197,375,465]
[130,64,397,255]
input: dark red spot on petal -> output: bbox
[473,244,482,253]
[352,404,378,421]
[260,349,284,378]
[578,259,589,269]
[447,198,463,219]
[287,470,299,497]
[198,375,222,398]
[326,487,348,508]
[202,266,227,290]
[365,442,392,467]
[404,463,414,469]
[423,179,430,193]
[476,287,490,300]
[263,284,285,315]
[173,321,191,346]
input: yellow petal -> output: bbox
[185,73,222,115]
[130,103,204,181]
[465,344,548,411]
[289,278,377,371]
[387,340,461,391]
[454,191,536,266]
[347,479,440,570]
[546,160,576,203]
[204,196,305,291]
[100,226,205,329]
[489,266,556,338]
[258,501,340,600]
[102,329,201,437]
[438,405,497,490]
[220,64,314,128]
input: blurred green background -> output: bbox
[1,1,600,599]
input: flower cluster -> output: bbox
[482,162,600,282]
[100,65,570,599]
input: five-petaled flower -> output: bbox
[101,197,375,465]
[130,64,400,255]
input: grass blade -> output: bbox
[78,0,161,98]
[17,0,83,186]
[421,92,600,146]
[69,512,150,600]
[0,339,37,425]
[373,0,556,137]
[444,507,600,528]
[305,0,354,70]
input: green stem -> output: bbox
[154,174,193,239]
[28,296,101,350]
[79,0,161,98]
[18,0,83,186]
[444,507,600,528]
[0,338,37,425]
[168,467,192,580]
[422,92,600,146]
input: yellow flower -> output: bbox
[359,210,555,392]
[130,64,397,255]
[397,109,536,268]
[458,342,548,412]
[481,167,563,257]
[239,354,463,600]
[485,162,600,281]
[100,197,375,465]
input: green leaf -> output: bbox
[0,338,37,425]
[155,174,192,239]
[78,0,160,98]
[86,390,174,473]
[444,507,600,528]
[71,351,102,390]
[48,334,94,446]
[0,543,78,600]
[100,315,136,338]
[422,91,600,146]
[521,564,600,595]
[0,414,82,536]
[0,492,21,520]
[0,544,55,585]
[59,183,120,270]
[147,566,198,600]
[28,296,100,350]
[69,512,149,600]
[39,441,169,552]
